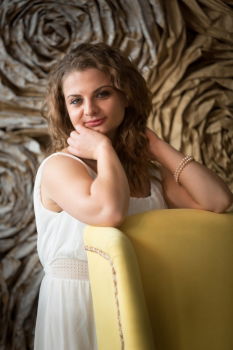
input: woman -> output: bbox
[33,42,233,349]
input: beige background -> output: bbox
[0,0,232,349]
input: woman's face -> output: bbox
[62,68,128,138]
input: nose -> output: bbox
[83,98,98,117]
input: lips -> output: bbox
[84,117,106,127]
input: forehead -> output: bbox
[62,68,112,95]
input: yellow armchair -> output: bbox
[84,209,233,350]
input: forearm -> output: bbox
[91,142,130,222]
[151,137,233,212]
[66,125,130,225]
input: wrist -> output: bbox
[94,138,113,159]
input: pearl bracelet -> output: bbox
[174,155,194,184]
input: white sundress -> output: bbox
[33,152,167,350]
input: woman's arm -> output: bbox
[147,129,233,212]
[42,125,130,226]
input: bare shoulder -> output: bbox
[40,152,94,212]
[42,152,91,181]
[41,151,93,194]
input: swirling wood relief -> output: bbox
[0,0,232,348]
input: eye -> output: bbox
[70,97,82,105]
[96,90,111,99]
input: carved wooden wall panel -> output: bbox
[0,0,232,349]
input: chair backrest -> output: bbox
[84,226,155,350]
[84,209,233,350]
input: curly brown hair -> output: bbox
[44,42,158,195]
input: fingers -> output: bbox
[75,123,85,133]
[69,131,76,138]
[146,128,160,140]
[145,127,153,136]
[68,127,81,143]
[67,145,76,154]
[69,126,84,139]
[67,125,86,147]
[67,136,81,157]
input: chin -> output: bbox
[91,126,116,139]
[94,127,106,134]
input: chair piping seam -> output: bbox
[85,245,124,350]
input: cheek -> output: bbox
[67,108,82,125]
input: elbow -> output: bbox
[213,201,233,214]
[103,211,126,227]
[97,206,127,227]
[97,196,129,227]
[207,193,233,214]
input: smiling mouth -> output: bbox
[84,117,106,127]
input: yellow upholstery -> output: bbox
[84,209,233,350]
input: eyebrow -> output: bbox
[67,85,114,99]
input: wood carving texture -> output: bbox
[0,0,232,349]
